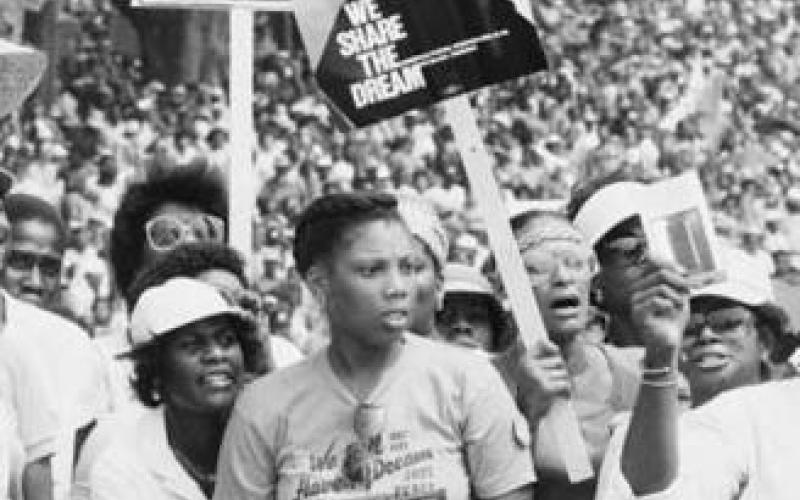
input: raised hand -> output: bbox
[629,258,690,368]
[511,339,572,424]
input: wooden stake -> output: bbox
[444,95,594,483]
[228,6,254,261]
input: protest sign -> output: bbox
[641,171,725,287]
[131,0,292,9]
[295,0,593,483]
[295,0,548,127]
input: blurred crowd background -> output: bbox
[2,0,800,349]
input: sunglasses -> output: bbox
[685,309,754,341]
[596,236,647,267]
[145,213,225,252]
[342,404,385,486]
[5,249,62,278]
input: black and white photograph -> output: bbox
[1,1,800,500]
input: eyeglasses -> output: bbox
[524,252,593,286]
[5,249,62,278]
[684,309,754,341]
[596,236,647,267]
[144,214,225,252]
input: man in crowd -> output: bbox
[567,169,656,347]
[2,193,68,313]
[0,191,111,500]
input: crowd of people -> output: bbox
[1,0,800,498]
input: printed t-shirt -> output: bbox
[214,334,536,500]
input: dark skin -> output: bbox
[159,316,245,498]
[595,217,650,346]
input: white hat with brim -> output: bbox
[443,263,494,297]
[0,40,47,119]
[572,181,647,247]
[129,277,251,349]
[691,244,774,307]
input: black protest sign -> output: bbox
[310,0,548,128]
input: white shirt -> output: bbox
[3,293,112,500]
[83,407,205,500]
[0,333,59,464]
[597,378,800,500]
[0,401,24,500]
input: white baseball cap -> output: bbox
[572,181,647,247]
[129,277,251,349]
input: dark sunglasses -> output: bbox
[596,236,647,267]
[685,309,754,340]
[5,250,62,278]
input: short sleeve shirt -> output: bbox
[214,335,535,500]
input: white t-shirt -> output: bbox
[597,378,800,500]
[0,334,59,463]
[2,293,112,500]
[0,400,24,500]
[214,334,536,500]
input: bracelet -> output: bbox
[640,375,679,388]
[641,364,673,378]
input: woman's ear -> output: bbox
[305,265,329,308]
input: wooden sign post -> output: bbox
[132,0,292,261]
[445,95,593,482]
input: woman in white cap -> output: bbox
[435,262,512,354]
[595,249,800,499]
[82,277,263,500]
[680,245,790,407]
[214,192,535,500]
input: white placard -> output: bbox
[641,171,725,287]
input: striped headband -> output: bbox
[515,217,588,254]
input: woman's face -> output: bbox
[322,219,416,348]
[437,294,494,351]
[681,298,765,405]
[407,237,442,336]
[161,315,245,415]
[522,233,593,345]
